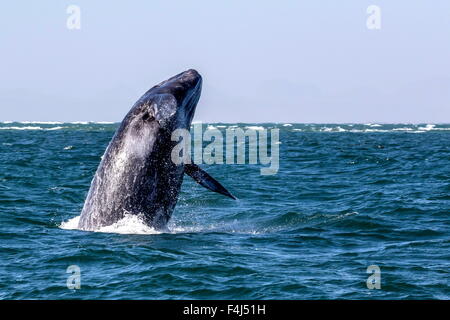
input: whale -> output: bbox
[78,69,235,231]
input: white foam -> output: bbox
[418,124,435,131]
[352,129,390,133]
[392,127,413,131]
[60,214,269,236]
[0,126,65,130]
[15,121,63,124]
[60,214,161,235]
[0,126,43,130]
[365,123,382,127]
[283,123,293,127]
[245,126,265,130]
[59,215,81,230]
[70,121,89,124]
[0,121,117,126]
[98,215,161,234]
[432,127,450,131]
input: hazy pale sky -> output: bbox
[1,1,449,123]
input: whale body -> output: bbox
[78,69,235,231]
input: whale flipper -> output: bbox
[185,164,236,200]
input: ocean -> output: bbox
[0,122,448,299]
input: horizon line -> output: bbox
[1,121,450,125]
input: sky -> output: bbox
[0,1,449,123]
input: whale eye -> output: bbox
[142,112,154,122]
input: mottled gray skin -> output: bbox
[78,69,202,231]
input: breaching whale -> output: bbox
[78,69,235,231]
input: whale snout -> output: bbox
[180,69,201,81]
[166,69,202,96]
[180,69,202,86]
[159,69,202,93]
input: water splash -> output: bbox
[60,214,161,235]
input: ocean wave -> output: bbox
[0,126,65,131]
[0,121,116,125]
[418,124,435,131]
[245,126,265,130]
[288,125,449,133]
[3,121,63,124]
[364,123,382,127]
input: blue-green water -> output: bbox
[0,122,449,299]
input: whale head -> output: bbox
[124,69,202,136]
[107,69,202,161]
[151,68,202,129]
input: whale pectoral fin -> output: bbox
[185,164,237,200]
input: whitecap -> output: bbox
[70,121,89,124]
[0,126,43,130]
[365,123,382,127]
[17,121,63,124]
[245,126,265,130]
[0,126,66,131]
[418,124,436,131]
[392,127,413,131]
[358,129,390,133]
